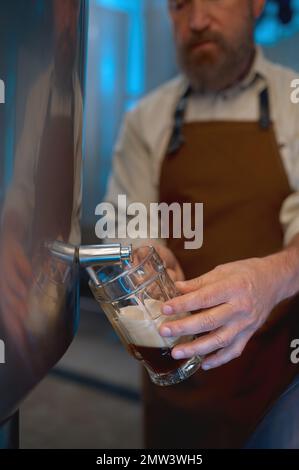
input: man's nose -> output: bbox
[188,0,212,32]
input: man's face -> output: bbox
[169,0,265,92]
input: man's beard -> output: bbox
[176,28,254,93]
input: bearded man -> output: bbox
[105,0,299,448]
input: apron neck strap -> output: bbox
[166,82,271,157]
[166,84,192,155]
[259,86,271,130]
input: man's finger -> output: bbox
[170,323,242,359]
[160,303,233,337]
[175,272,214,294]
[200,331,252,370]
[162,280,232,315]
[175,265,227,294]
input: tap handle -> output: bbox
[45,240,132,267]
[78,243,132,267]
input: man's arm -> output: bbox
[158,234,299,370]
[104,109,159,246]
[102,107,185,281]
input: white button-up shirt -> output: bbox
[105,48,299,248]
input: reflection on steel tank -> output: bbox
[0,0,88,444]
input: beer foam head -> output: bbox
[118,299,176,348]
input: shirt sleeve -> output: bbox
[280,191,299,246]
[280,123,299,246]
[102,107,165,248]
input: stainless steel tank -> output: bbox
[0,0,131,448]
[0,0,88,447]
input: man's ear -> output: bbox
[253,0,266,20]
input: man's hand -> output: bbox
[159,253,298,370]
[153,244,185,283]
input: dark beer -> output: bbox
[129,343,187,374]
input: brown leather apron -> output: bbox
[142,85,299,449]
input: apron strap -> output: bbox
[166,84,191,156]
[259,86,271,130]
[166,80,271,156]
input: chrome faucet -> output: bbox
[46,240,132,267]
[46,240,132,286]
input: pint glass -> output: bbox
[88,246,201,386]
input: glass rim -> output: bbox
[90,245,157,288]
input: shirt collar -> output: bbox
[238,46,268,91]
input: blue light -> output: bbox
[99,45,117,95]
[255,17,281,45]
[256,0,299,46]
[96,0,134,9]
[96,0,145,99]
[127,6,145,97]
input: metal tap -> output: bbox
[45,240,132,267]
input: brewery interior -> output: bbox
[1,0,299,449]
